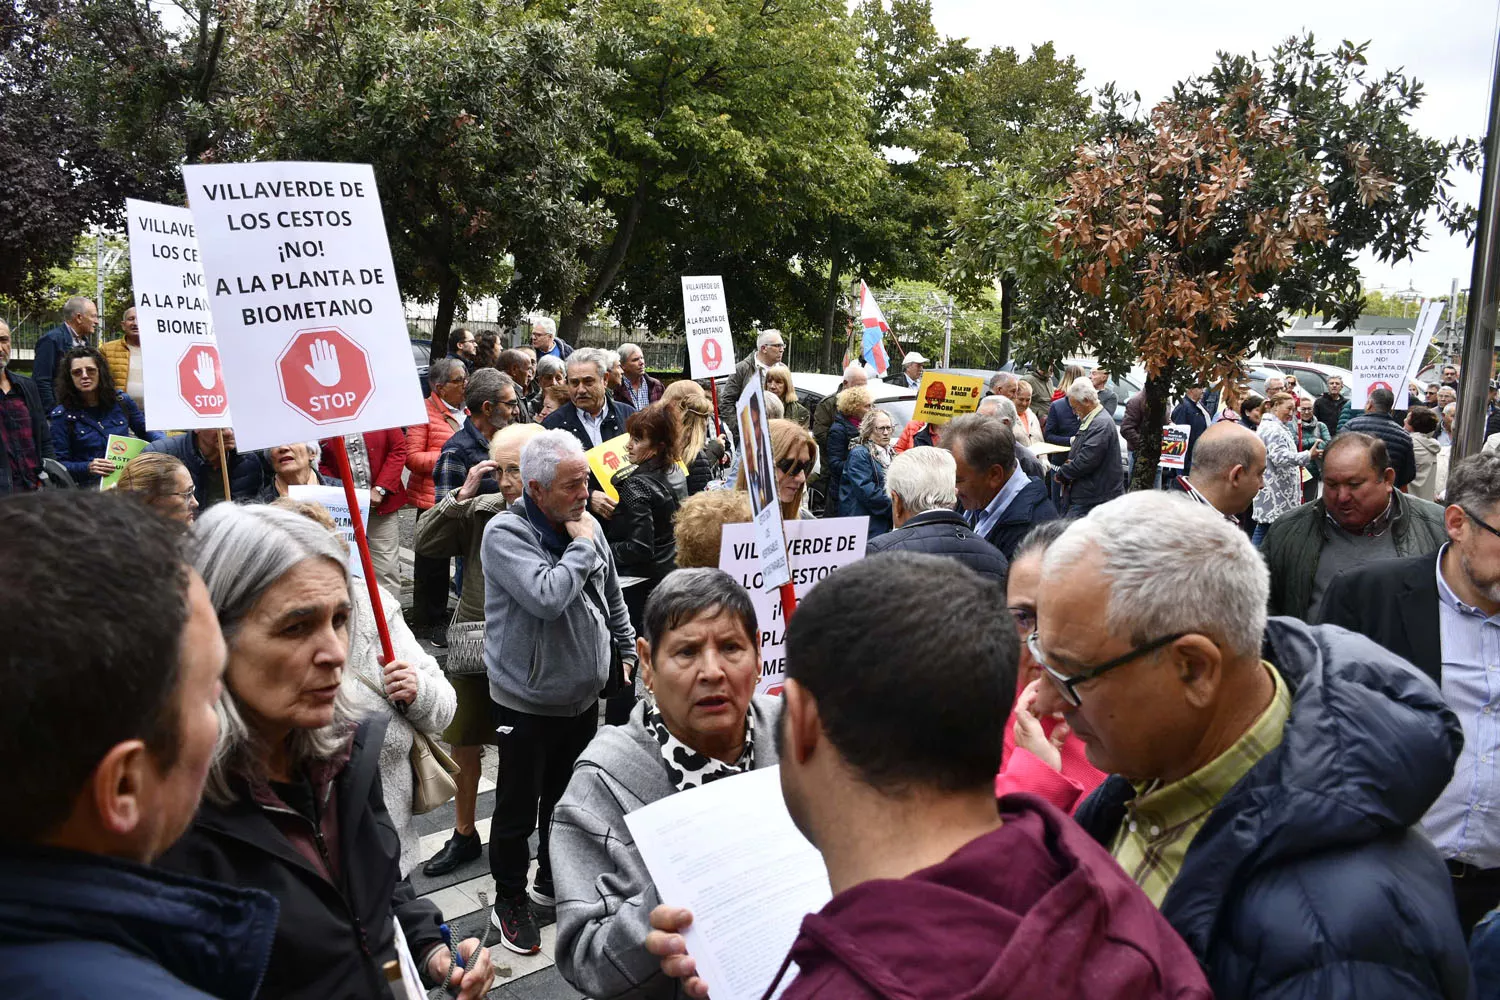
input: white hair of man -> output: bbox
[532,316,557,337]
[63,296,93,321]
[1066,375,1098,407]
[756,329,784,349]
[842,362,868,386]
[884,446,957,514]
[1445,402,1458,424]
[568,347,610,380]
[605,349,621,369]
[1044,492,1269,662]
[618,342,643,363]
[521,428,586,490]
[537,354,566,378]
[978,394,1018,425]
[989,372,1019,394]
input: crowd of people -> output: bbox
[6,307,1500,1000]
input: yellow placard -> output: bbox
[586,433,632,502]
[585,432,688,502]
[911,372,986,425]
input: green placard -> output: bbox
[99,435,149,490]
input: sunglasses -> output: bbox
[777,457,815,477]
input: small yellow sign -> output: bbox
[586,433,632,502]
[911,372,986,425]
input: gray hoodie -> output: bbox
[551,696,782,1000]
[481,505,634,717]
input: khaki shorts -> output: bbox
[442,672,499,747]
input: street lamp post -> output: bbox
[1454,30,1500,462]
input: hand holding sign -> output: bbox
[305,338,342,387]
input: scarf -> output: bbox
[646,704,755,791]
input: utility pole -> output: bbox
[94,228,105,345]
[1456,30,1500,462]
[940,295,953,368]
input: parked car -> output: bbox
[791,372,916,430]
[411,338,432,396]
[1257,359,1352,401]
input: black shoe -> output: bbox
[428,626,449,649]
[421,830,479,877]
[491,893,540,954]
[528,874,555,909]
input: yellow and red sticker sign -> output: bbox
[911,372,986,424]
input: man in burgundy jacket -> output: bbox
[647,553,1210,1000]
[320,428,408,597]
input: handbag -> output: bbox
[350,667,459,815]
[444,616,487,676]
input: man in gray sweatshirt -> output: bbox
[481,429,635,956]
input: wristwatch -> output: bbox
[372,486,388,502]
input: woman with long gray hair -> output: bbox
[155,503,494,1000]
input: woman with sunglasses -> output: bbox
[737,418,818,520]
[48,345,162,487]
[995,520,1107,813]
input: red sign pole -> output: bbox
[328,435,396,668]
[708,377,724,437]
[779,580,797,620]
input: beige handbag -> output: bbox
[351,668,459,815]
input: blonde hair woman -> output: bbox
[825,386,873,510]
[116,451,198,524]
[763,364,810,428]
[736,418,818,520]
[662,379,726,493]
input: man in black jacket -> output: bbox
[941,413,1056,561]
[1313,374,1349,435]
[1345,386,1417,488]
[0,491,278,1000]
[0,320,53,493]
[146,428,268,506]
[542,347,635,516]
[1319,451,1500,933]
[867,446,1008,587]
[33,295,97,408]
[1053,377,1123,517]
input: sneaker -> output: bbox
[491,893,541,954]
[421,830,480,877]
[428,626,449,649]
[528,875,555,909]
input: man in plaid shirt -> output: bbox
[1031,491,1470,999]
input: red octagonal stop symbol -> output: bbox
[275,327,375,425]
[177,344,229,419]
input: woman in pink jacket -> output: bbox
[996,519,1107,811]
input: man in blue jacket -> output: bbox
[543,347,635,517]
[0,491,278,1000]
[1033,491,1472,999]
[33,295,98,409]
[146,427,269,507]
[942,412,1056,561]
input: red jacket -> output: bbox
[318,428,408,516]
[403,394,461,510]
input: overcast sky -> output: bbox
[930,0,1498,298]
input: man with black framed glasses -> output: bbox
[1031,491,1469,997]
[1319,451,1500,935]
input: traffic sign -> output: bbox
[275,327,375,425]
[176,344,229,419]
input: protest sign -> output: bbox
[735,372,790,591]
[288,484,368,579]
[126,199,229,431]
[587,433,631,502]
[719,516,868,695]
[681,276,735,381]
[1404,300,1445,385]
[180,162,424,451]
[1350,329,1414,407]
[98,435,149,490]
[911,371,985,424]
[1159,424,1190,470]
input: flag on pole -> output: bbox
[858,281,890,376]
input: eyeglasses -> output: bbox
[1463,508,1500,541]
[495,396,519,409]
[1026,630,1187,707]
[1007,606,1036,635]
[777,457,815,477]
[170,486,198,502]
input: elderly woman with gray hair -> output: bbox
[551,569,780,1000]
[155,503,494,1000]
[256,440,338,502]
[1052,376,1123,517]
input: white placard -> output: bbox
[1404,299,1445,386]
[1159,423,1190,470]
[734,373,790,591]
[1350,329,1414,407]
[718,516,868,695]
[126,199,230,431]
[390,917,426,1000]
[181,162,425,451]
[624,767,832,1000]
[288,483,368,579]
[681,275,736,381]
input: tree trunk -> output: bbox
[430,272,460,361]
[559,182,649,341]
[820,238,845,374]
[998,274,1015,367]
[1129,366,1173,491]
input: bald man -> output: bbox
[1169,421,1266,521]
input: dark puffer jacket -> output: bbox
[980,475,1058,561]
[1075,617,1472,1000]
[865,509,1007,587]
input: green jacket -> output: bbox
[1263,490,1447,619]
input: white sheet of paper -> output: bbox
[391,917,426,1000]
[624,766,832,1000]
[287,483,368,579]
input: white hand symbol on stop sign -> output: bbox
[304,338,342,387]
[194,351,217,389]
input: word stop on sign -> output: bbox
[275,327,375,424]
